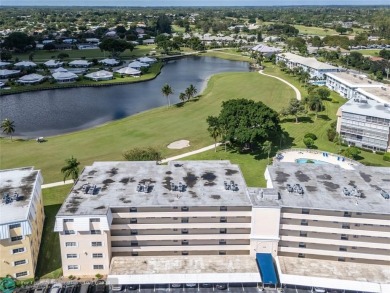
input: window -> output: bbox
[15,271,28,278]
[339,246,347,252]
[64,230,75,235]
[301,219,308,226]
[220,228,227,234]
[341,234,348,240]
[90,230,101,235]
[13,248,25,254]
[219,251,226,255]
[181,229,188,234]
[11,236,23,242]
[130,218,137,224]
[66,254,78,258]
[352,246,357,249]
[302,209,309,214]
[65,242,77,247]
[93,265,104,270]
[181,206,189,212]
[91,242,102,247]
[68,265,79,270]
[9,223,21,229]
[63,219,74,223]
[298,253,305,258]
[344,212,352,217]
[131,241,138,247]
[182,240,189,245]
[130,207,137,213]
[220,206,227,211]
[299,242,306,248]
[300,231,307,237]
[353,235,359,238]
[92,253,103,258]
[182,251,189,255]
[219,240,226,245]
[14,260,27,266]
[132,252,139,256]
[131,230,138,235]
[342,224,350,229]
[181,217,189,223]
[220,217,227,223]
[90,218,100,222]
[338,257,345,262]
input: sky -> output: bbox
[1,0,389,6]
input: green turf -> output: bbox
[201,50,252,62]
[350,49,382,57]
[35,185,71,279]
[0,71,295,183]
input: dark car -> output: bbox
[215,284,227,290]
[95,281,106,293]
[200,284,212,288]
[64,283,79,293]
[125,285,139,291]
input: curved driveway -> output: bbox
[259,70,302,101]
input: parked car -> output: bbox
[49,283,63,293]
[64,283,78,293]
[125,285,138,291]
[170,284,182,288]
[313,288,326,293]
[110,285,124,293]
[200,284,212,288]
[95,281,106,293]
[185,284,197,288]
[34,285,48,293]
[79,283,90,293]
[216,284,228,290]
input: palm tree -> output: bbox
[262,140,273,164]
[161,83,173,107]
[185,84,198,100]
[61,156,80,183]
[179,92,186,103]
[308,96,324,120]
[1,118,15,141]
[206,116,221,152]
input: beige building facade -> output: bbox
[55,161,390,292]
[0,167,44,279]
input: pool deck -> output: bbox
[278,149,359,170]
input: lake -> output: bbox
[0,56,249,137]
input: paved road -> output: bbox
[258,70,302,101]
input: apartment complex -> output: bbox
[325,71,389,104]
[55,160,390,292]
[336,99,390,152]
[0,167,44,279]
[276,52,341,80]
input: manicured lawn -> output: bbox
[0,71,295,183]
[12,45,157,62]
[350,49,382,57]
[201,50,252,62]
[35,185,71,279]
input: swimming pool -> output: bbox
[295,158,330,165]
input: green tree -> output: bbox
[123,147,163,162]
[261,140,273,164]
[179,92,186,103]
[216,99,281,150]
[99,38,134,57]
[57,53,69,60]
[161,83,173,107]
[1,118,15,141]
[280,98,306,123]
[3,32,36,52]
[155,14,172,34]
[306,95,324,119]
[206,116,221,152]
[335,26,348,35]
[303,137,315,149]
[185,84,197,100]
[61,156,80,183]
[343,146,361,160]
[0,50,12,61]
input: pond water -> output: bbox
[0,56,249,137]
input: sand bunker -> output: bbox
[167,140,190,149]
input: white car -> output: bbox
[313,288,326,293]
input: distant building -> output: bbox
[17,73,46,85]
[0,167,44,279]
[336,99,390,152]
[251,44,281,57]
[276,53,341,80]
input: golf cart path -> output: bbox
[259,70,302,101]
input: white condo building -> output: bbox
[276,53,341,80]
[336,99,390,152]
[55,161,390,292]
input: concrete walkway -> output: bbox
[41,143,221,189]
[259,70,302,101]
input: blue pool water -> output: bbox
[311,81,326,85]
[295,158,330,165]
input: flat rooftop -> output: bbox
[340,99,390,120]
[278,53,339,70]
[57,161,252,216]
[326,71,383,88]
[261,163,390,214]
[109,255,259,275]
[278,256,390,284]
[356,86,390,104]
[0,167,39,225]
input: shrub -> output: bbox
[95,273,103,280]
[123,147,163,162]
[303,137,315,149]
[304,133,317,140]
[384,153,390,162]
[342,146,361,160]
[327,128,337,142]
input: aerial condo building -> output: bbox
[0,167,44,279]
[55,161,390,292]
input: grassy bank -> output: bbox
[1,62,163,95]
[0,70,295,184]
[201,50,252,62]
[350,49,382,57]
[35,185,71,279]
